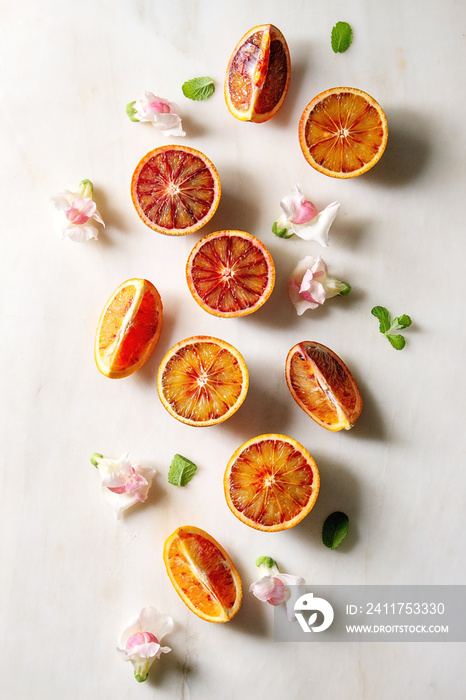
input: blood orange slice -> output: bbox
[163,526,242,623]
[94,278,163,379]
[186,230,275,317]
[224,434,320,532]
[131,145,221,235]
[285,341,362,431]
[299,87,388,178]
[157,336,249,426]
[225,24,291,123]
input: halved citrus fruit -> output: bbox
[131,145,221,235]
[157,336,249,426]
[186,230,275,317]
[95,278,163,379]
[224,434,319,532]
[225,24,291,123]
[285,341,362,431]
[163,526,242,623]
[299,87,388,178]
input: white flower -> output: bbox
[90,452,156,518]
[273,184,340,247]
[288,255,351,315]
[127,91,185,137]
[249,556,305,621]
[51,179,105,242]
[117,606,173,682]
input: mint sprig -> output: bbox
[331,21,353,53]
[322,512,349,549]
[182,77,215,101]
[168,454,198,486]
[371,306,412,350]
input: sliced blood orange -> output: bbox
[225,24,291,123]
[163,526,242,623]
[157,336,248,426]
[131,145,221,235]
[299,87,388,178]
[285,341,362,431]
[224,434,320,532]
[186,230,275,317]
[95,278,163,379]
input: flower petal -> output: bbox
[63,223,99,242]
[291,201,340,246]
[301,280,326,305]
[249,576,276,602]
[288,278,319,315]
[152,113,186,137]
[138,606,174,642]
[51,192,73,211]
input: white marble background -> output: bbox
[1,0,465,698]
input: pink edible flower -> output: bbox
[51,179,105,242]
[288,255,351,315]
[127,91,185,136]
[90,452,156,518]
[249,556,305,621]
[117,607,173,682]
[273,184,340,246]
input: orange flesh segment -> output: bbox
[135,150,216,230]
[288,343,361,430]
[160,341,245,422]
[228,30,268,112]
[228,439,316,528]
[190,234,271,313]
[96,281,162,377]
[255,38,289,114]
[226,25,290,122]
[165,530,240,620]
[304,92,386,175]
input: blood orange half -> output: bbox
[94,278,163,379]
[225,24,291,123]
[285,341,363,430]
[299,87,388,178]
[224,434,320,532]
[157,336,249,426]
[131,145,221,235]
[163,526,242,623]
[186,230,275,317]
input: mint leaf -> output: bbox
[386,334,406,350]
[371,306,392,334]
[126,101,139,122]
[272,221,294,239]
[322,512,349,549]
[331,21,353,53]
[391,314,412,331]
[182,77,215,101]
[168,454,198,486]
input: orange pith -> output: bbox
[225,24,291,123]
[186,230,275,317]
[299,87,388,178]
[224,434,320,532]
[131,145,221,235]
[157,336,249,426]
[163,526,242,623]
[285,341,363,431]
[94,278,163,379]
